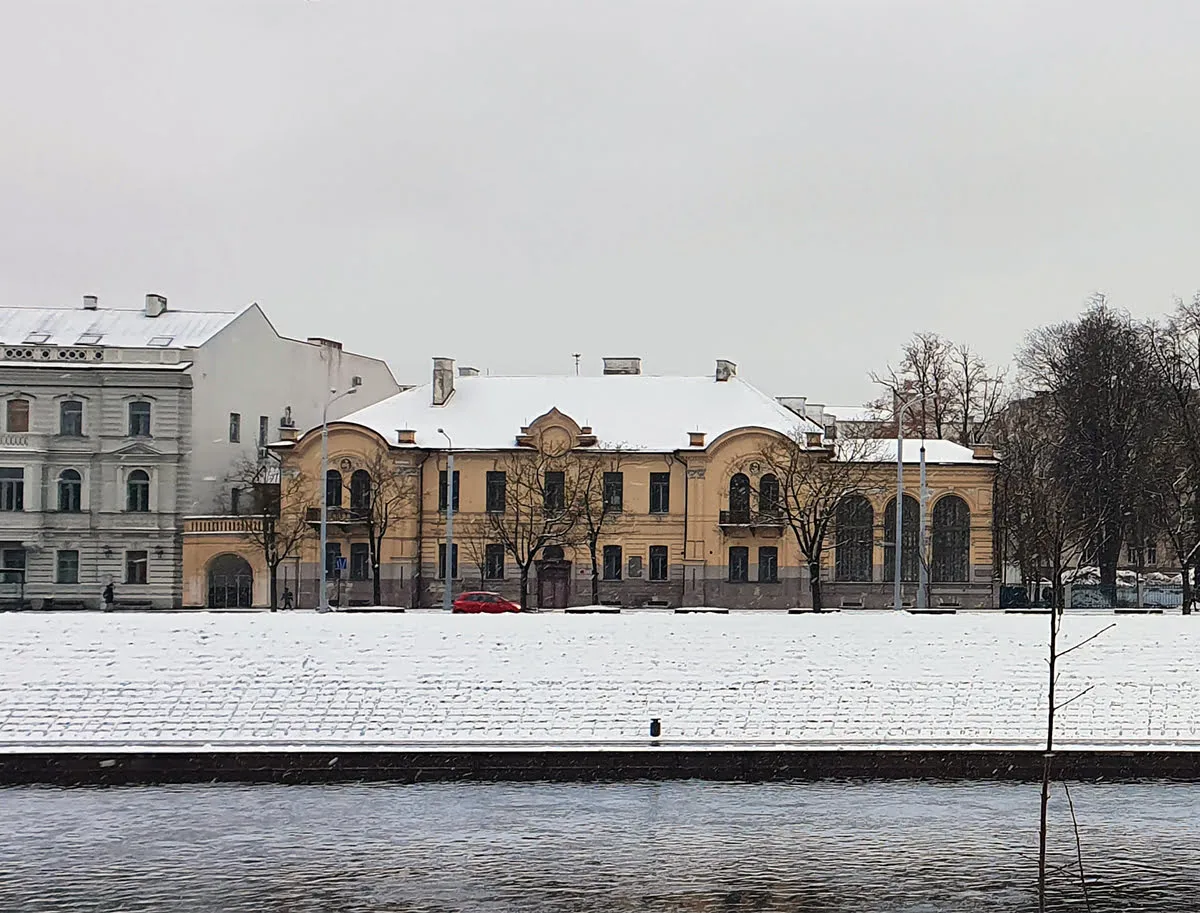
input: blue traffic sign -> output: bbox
[334,557,348,571]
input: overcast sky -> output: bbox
[2,1,1199,403]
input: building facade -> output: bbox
[0,293,398,608]
[183,356,997,610]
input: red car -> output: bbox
[451,592,522,614]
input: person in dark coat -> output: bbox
[282,588,294,610]
[102,582,115,612]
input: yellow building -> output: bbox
[183,357,997,610]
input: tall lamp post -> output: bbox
[438,429,454,612]
[318,378,361,613]
[893,394,930,611]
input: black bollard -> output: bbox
[649,718,661,738]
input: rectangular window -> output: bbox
[729,546,749,583]
[649,545,669,581]
[6,399,29,433]
[603,472,624,512]
[128,402,151,437]
[324,542,342,579]
[758,546,779,583]
[259,415,270,446]
[56,549,79,584]
[603,544,623,580]
[125,550,148,585]
[230,487,242,514]
[649,472,670,514]
[350,542,371,580]
[229,412,241,443]
[60,400,84,436]
[1146,542,1158,565]
[486,471,507,512]
[544,471,565,511]
[439,542,459,579]
[1,548,26,586]
[438,470,460,512]
[0,468,24,512]
[485,543,506,580]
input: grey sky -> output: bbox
[2,1,1199,404]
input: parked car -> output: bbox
[451,592,521,614]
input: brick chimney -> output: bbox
[433,357,455,406]
[82,295,98,310]
[602,357,642,375]
[145,293,168,318]
[397,429,417,445]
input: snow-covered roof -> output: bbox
[0,304,247,349]
[836,438,987,465]
[340,375,825,451]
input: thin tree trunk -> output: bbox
[808,561,823,612]
[269,567,278,612]
[520,566,531,612]
[1038,604,1059,913]
[372,559,382,606]
[590,548,600,606]
[1184,560,1193,616]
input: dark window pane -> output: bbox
[325,470,343,507]
[485,543,506,580]
[439,542,459,579]
[758,546,778,583]
[350,542,370,580]
[126,470,150,512]
[6,399,29,433]
[649,545,668,581]
[758,474,780,516]
[544,471,565,511]
[486,471,506,512]
[835,495,874,582]
[259,416,270,446]
[229,412,241,443]
[603,472,623,512]
[56,549,79,584]
[125,550,148,585]
[603,544,622,580]
[0,467,23,512]
[60,401,83,436]
[728,474,750,523]
[729,546,749,583]
[128,402,151,437]
[58,469,82,512]
[324,543,342,579]
[932,495,971,583]
[649,472,670,514]
[439,470,460,511]
[884,495,920,582]
[349,470,372,512]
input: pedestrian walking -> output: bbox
[102,582,115,612]
[282,588,294,610]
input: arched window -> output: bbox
[58,469,82,512]
[883,495,920,582]
[758,474,780,517]
[325,469,343,507]
[59,400,83,436]
[835,494,874,581]
[6,398,29,433]
[728,473,751,523]
[349,469,371,514]
[126,469,150,512]
[933,495,971,582]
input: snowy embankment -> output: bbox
[0,612,1197,752]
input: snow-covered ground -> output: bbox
[1,612,1198,752]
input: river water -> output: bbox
[2,780,1198,912]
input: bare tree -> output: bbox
[457,514,495,591]
[224,456,314,610]
[870,331,955,439]
[752,430,877,612]
[352,450,418,606]
[947,342,1008,444]
[571,449,628,606]
[485,445,583,609]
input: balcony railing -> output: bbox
[0,433,29,449]
[719,509,785,528]
[305,506,370,524]
[183,516,260,534]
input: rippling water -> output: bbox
[2,780,1199,912]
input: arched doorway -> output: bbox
[208,554,254,608]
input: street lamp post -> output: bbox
[438,429,454,612]
[318,379,361,613]
[893,394,929,611]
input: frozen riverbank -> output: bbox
[2,612,1198,758]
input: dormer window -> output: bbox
[23,332,50,344]
[77,333,103,345]
[147,336,174,347]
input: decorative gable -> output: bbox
[515,407,597,452]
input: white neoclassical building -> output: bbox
[0,293,398,608]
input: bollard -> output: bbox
[649,718,661,738]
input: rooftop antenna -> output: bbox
[573,353,581,376]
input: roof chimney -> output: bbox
[82,295,98,310]
[306,337,342,350]
[432,357,455,406]
[972,443,995,460]
[145,293,168,318]
[715,359,736,382]
[602,357,642,376]
[397,428,417,445]
[776,396,806,416]
[688,431,706,447]
[458,366,480,377]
